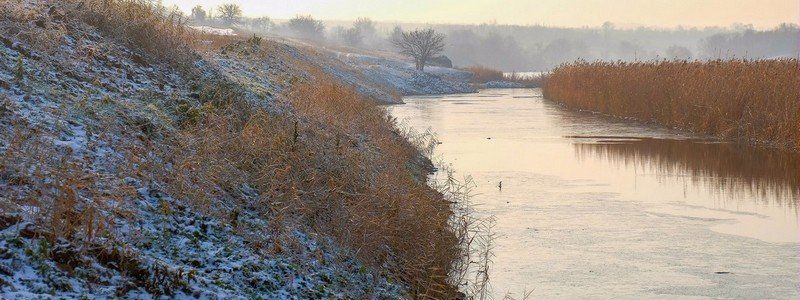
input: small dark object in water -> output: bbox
[498,181,503,191]
[715,271,731,274]
[486,137,492,140]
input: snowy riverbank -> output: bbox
[0,1,457,297]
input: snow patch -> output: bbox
[190,26,237,36]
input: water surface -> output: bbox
[389,89,799,298]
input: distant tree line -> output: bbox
[189,4,274,32]
[186,5,450,71]
[184,4,799,72]
[699,23,799,59]
[444,22,798,71]
[188,4,326,42]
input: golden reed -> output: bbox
[543,59,800,150]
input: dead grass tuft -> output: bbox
[71,0,197,66]
[0,0,69,55]
[0,127,127,245]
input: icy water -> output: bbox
[388,89,799,298]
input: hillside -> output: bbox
[0,1,479,298]
[231,34,476,102]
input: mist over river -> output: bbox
[388,89,799,298]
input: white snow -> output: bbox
[190,26,237,36]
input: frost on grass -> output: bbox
[333,51,476,97]
[190,26,237,36]
[0,1,409,298]
[0,189,403,299]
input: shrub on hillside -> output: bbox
[287,15,325,41]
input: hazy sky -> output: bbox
[163,0,799,28]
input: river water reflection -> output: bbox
[389,89,799,298]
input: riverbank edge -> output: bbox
[0,1,471,298]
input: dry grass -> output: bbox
[465,66,543,87]
[543,59,800,150]
[0,1,68,55]
[505,72,544,88]
[0,0,486,296]
[465,66,505,83]
[0,125,135,245]
[71,0,197,65]
[160,72,471,297]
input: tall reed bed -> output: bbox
[543,59,800,150]
[465,65,543,87]
[464,66,505,83]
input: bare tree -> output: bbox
[190,5,207,23]
[217,3,242,25]
[392,28,446,71]
[388,26,403,46]
[339,27,363,47]
[287,15,326,41]
[353,17,377,43]
[251,16,274,32]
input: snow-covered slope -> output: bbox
[332,52,475,97]
[261,37,477,102]
[0,1,411,298]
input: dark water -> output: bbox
[389,89,799,298]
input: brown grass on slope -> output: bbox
[73,0,197,65]
[542,59,800,150]
[1,0,487,296]
[161,72,467,297]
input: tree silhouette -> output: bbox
[392,28,446,71]
[190,6,206,23]
[288,15,326,40]
[217,3,242,25]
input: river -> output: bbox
[387,88,799,298]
